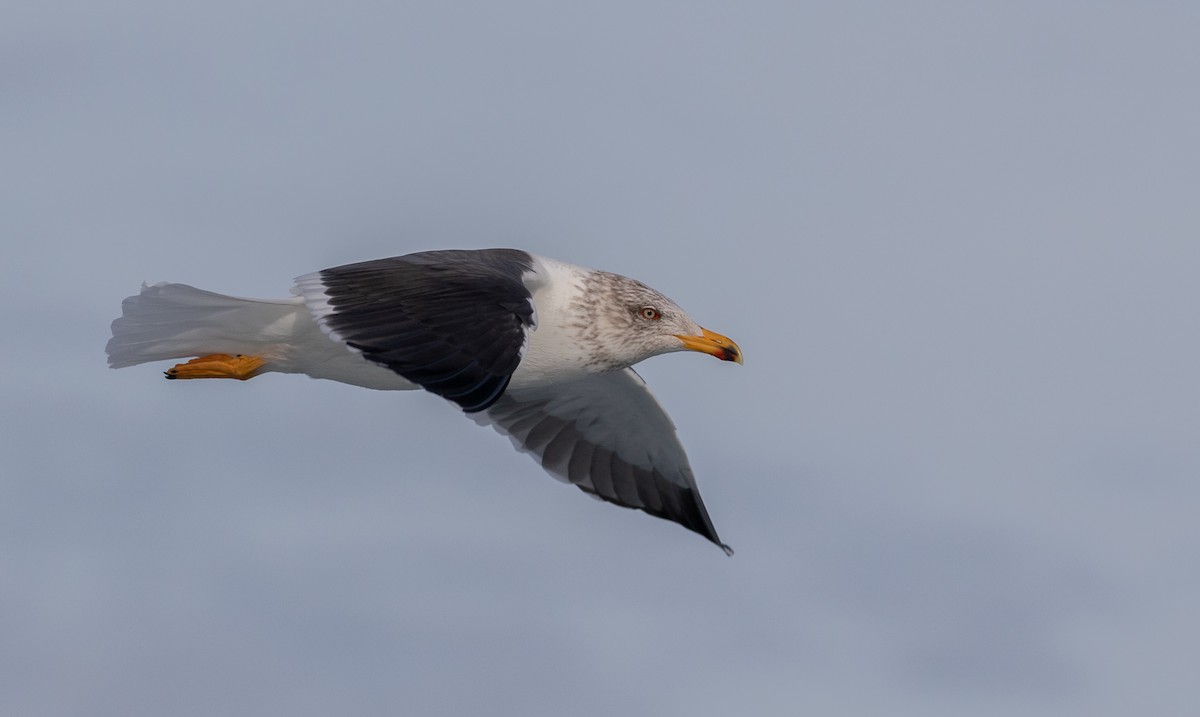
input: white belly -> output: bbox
[270,305,420,391]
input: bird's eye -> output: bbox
[640,307,662,321]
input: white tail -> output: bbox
[106,282,303,368]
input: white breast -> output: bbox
[508,255,603,390]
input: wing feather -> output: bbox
[473,368,730,553]
[296,249,536,412]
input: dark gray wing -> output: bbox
[297,249,536,412]
[472,368,731,554]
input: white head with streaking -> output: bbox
[505,254,742,389]
[107,248,743,553]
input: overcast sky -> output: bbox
[4,2,1199,715]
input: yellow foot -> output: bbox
[165,354,266,380]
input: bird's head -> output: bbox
[588,272,743,369]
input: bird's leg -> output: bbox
[164,354,266,380]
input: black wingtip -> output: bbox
[718,542,734,557]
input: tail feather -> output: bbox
[106,282,303,368]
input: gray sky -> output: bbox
[4,2,1199,715]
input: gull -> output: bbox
[107,249,742,553]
